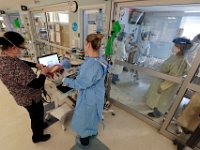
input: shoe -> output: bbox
[32,134,51,143]
[176,126,183,136]
[148,108,162,118]
[75,136,90,149]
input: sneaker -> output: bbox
[75,136,90,149]
[32,134,51,143]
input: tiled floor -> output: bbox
[0,80,177,150]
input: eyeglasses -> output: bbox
[17,45,27,50]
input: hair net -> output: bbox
[173,37,192,51]
[173,37,192,45]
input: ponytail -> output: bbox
[86,33,103,51]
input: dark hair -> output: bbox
[0,31,25,51]
[86,33,103,51]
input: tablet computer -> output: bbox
[37,53,60,67]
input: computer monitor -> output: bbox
[37,53,60,67]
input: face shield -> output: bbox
[17,45,28,58]
[172,37,192,54]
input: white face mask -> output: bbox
[18,49,27,58]
[143,37,148,41]
[172,46,180,54]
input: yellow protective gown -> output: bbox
[177,92,200,132]
[146,55,188,113]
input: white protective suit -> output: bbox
[135,38,150,64]
[111,39,127,75]
[146,55,188,113]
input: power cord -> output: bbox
[41,86,52,103]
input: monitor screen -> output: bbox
[37,53,60,67]
[128,10,145,25]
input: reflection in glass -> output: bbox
[146,37,191,118]
[35,42,51,56]
[167,90,200,142]
[110,32,127,84]
[119,7,200,71]
[110,39,191,124]
[192,65,200,85]
[52,47,61,54]
[82,9,106,48]
[47,11,70,47]
[110,68,180,124]
[33,13,48,40]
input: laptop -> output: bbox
[38,53,74,93]
[37,53,60,67]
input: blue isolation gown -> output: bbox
[61,58,71,69]
[63,56,108,138]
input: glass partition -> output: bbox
[117,7,200,73]
[191,65,200,85]
[110,3,200,127]
[33,12,48,40]
[46,11,70,47]
[35,42,51,56]
[81,8,106,48]
[165,61,200,148]
[166,89,200,146]
[110,67,182,124]
[0,16,6,33]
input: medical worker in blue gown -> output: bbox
[63,33,108,148]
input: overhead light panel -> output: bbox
[184,10,200,13]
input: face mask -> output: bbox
[172,46,180,54]
[143,37,148,41]
[18,49,27,58]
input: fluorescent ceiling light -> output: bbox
[168,17,176,20]
[184,10,200,13]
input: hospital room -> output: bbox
[0,0,200,150]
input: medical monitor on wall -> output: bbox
[37,53,60,67]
